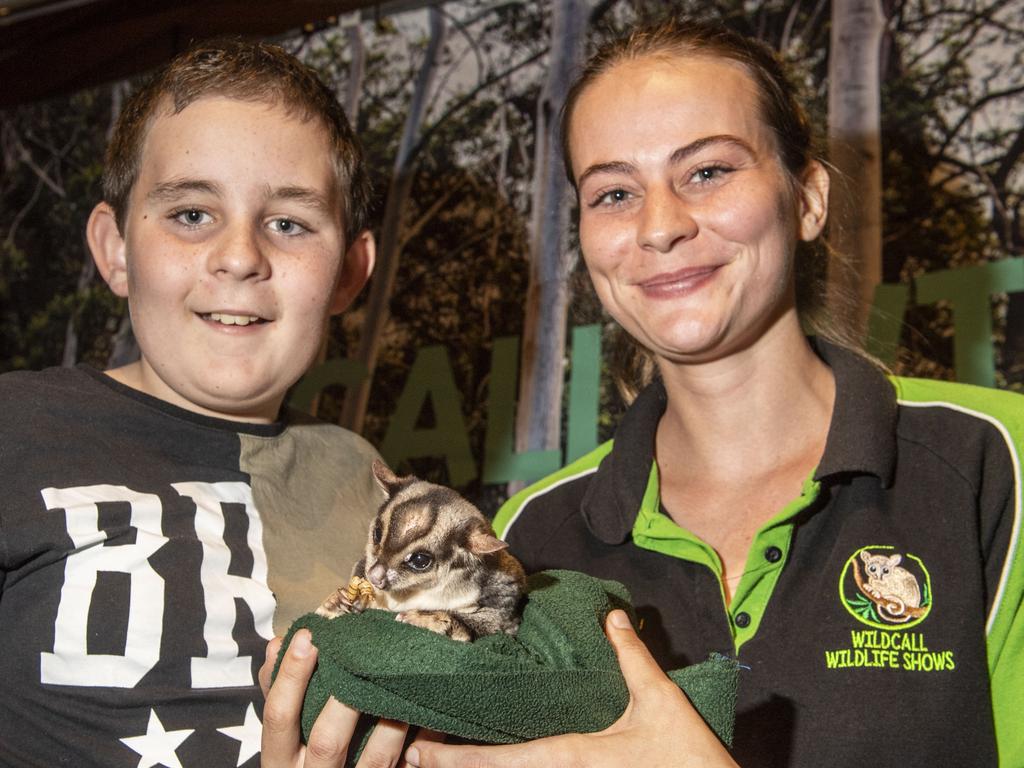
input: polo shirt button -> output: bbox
[734,612,751,628]
[764,546,783,563]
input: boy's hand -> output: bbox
[403,610,739,768]
[260,630,411,767]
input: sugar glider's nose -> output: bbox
[367,562,388,589]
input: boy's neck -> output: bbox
[104,360,284,424]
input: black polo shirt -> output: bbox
[494,341,1023,767]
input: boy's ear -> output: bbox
[797,160,830,242]
[87,202,129,297]
[329,229,376,315]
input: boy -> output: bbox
[0,40,380,767]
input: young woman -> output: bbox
[265,19,1022,768]
[407,18,1022,768]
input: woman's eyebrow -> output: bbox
[576,161,636,189]
[577,135,755,188]
[668,135,754,165]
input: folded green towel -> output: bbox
[278,569,738,753]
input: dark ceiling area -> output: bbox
[0,0,388,108]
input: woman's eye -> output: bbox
[269,218,308,236]
[406,551,433,571]
[593,188,631,207]
[690,165,731,184]
[173,209,211,227]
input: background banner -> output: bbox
[1,0,1021,509]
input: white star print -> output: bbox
[120,709,194,768]
[217,703,263,766]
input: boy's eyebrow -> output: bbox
[576,135,755,188]
[268,185,334,213]
[146,178,223,202]
[144,181,334,214]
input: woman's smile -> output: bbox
[636,264,724,299]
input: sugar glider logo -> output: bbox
[840,546,932,629]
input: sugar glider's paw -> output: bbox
[316,577,375,618]
[396,609,472,642]
[315,587,350,618]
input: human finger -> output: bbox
[260,635,285,697]
[603,611,739,766]
[405,733,581,768]
[262,630,318,764]
[303,696,361,767]
[603,610,679,702]
[355,718,409,768]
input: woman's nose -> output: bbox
[636,186,698,253]
[206,223,271,281]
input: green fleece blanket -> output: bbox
[278,569,738,751]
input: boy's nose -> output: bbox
[207,224,271,280]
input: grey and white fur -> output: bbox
[317,460,526,642]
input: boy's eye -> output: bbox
[405,551,433,571]
[173,209,211,227]
[269,218,308,236]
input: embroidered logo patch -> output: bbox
[840,545,931,629]
[825,546,954,672]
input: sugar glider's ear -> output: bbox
[467,520,509,556]
[371,459,403,498]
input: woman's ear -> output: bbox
[87,202,129,297]
[797,161,830,242]
[329,229,376,315]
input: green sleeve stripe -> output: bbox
[891,377,1024,764]
[900,398,1021,637]
[891,378,1023,642]
[493,440,613,540]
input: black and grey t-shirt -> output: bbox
[0,365,381,767]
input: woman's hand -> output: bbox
[259,630,411,767]
[403,610,739,768]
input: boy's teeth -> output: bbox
[209,312,260,326]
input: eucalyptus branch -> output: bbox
[5,175,45,248]
[398,174,469,249]
[937,84,1024,159]
[410,46,547,161]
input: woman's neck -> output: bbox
[655,322,836,484]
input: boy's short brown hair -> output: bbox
[103,38,371,245]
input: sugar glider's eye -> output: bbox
[372,520,383,545]
[406,551,433,571]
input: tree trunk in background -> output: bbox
[343,22,366,121]
[61,242,93,367]
[827,0,885,339]
[340,8,447,432]
[513,0,588,475]
[308,21,366,416]
[103,81,141,369]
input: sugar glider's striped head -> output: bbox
[363,460,507,610]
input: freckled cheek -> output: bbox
[703,200,773,244]
[579,221,631,275]
[283,269,338,314]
